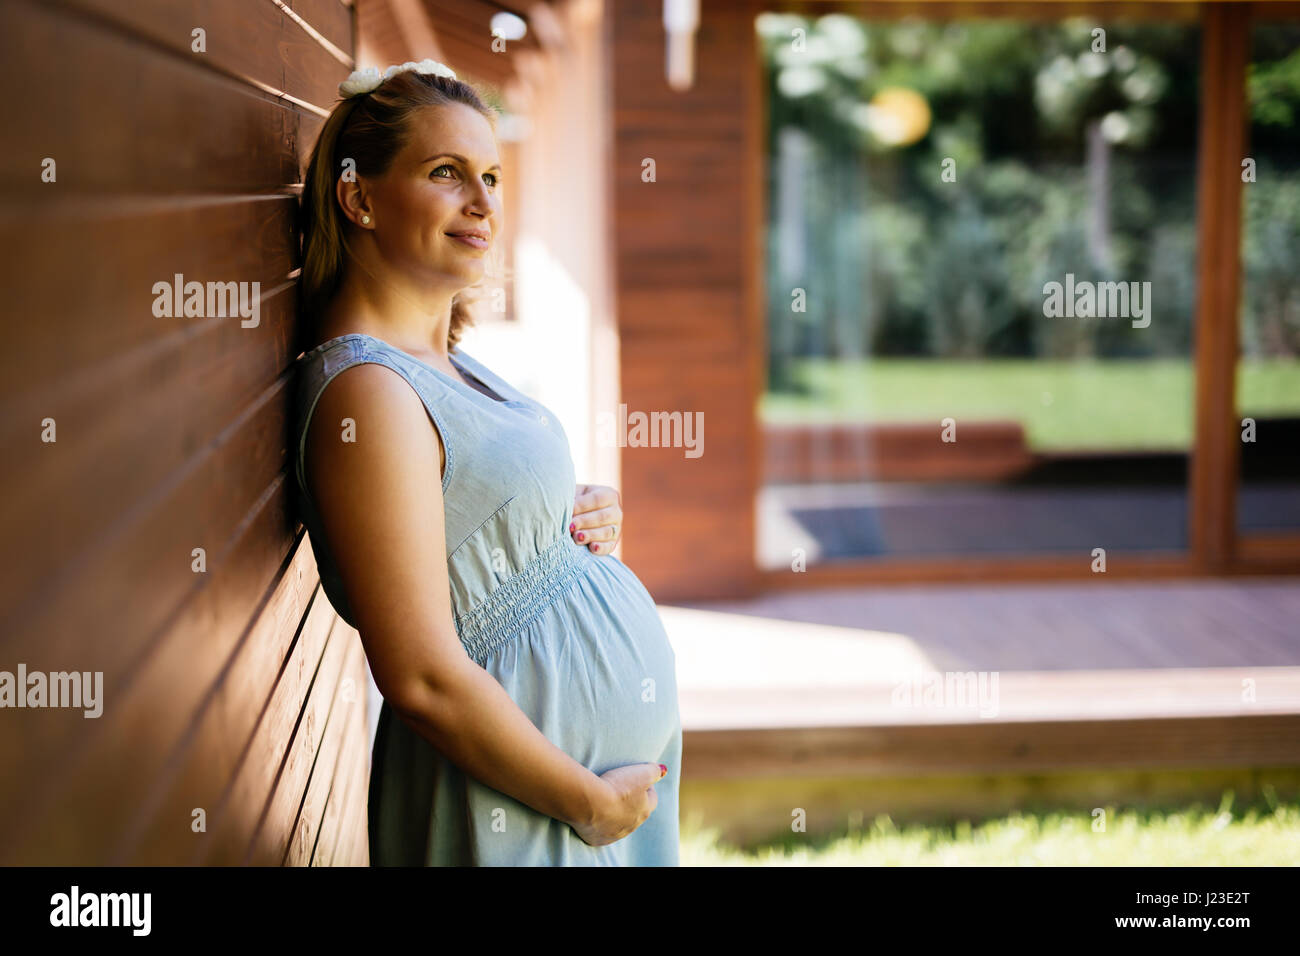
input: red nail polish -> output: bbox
[576,532,584,541]
[569,522,575,533]
[658,764,668,778]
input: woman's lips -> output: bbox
[447,233,488,250]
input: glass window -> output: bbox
[1236,19,1300,537]
[758,13,1201,566]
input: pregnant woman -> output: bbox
[291,60,681,865]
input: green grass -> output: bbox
[760,358,1300,452]
[680,788,1300,865]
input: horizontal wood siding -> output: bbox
[0,0,370,865]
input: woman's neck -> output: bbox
[315,260,458,359]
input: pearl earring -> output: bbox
[361,215,371,225]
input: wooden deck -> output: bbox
[758,482,1300,562]
[665,577,1300,842]
[670,576,1300,671]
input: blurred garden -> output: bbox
[759,14,1300,454]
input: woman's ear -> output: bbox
[336,174,373,229]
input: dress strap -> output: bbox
[294,337,459,501]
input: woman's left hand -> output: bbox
[571,484,622,555]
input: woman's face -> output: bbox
[358,102,502,291]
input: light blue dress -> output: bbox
[291,333,681,866]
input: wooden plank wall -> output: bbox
[0,0,371,865]
[609,0,764,601]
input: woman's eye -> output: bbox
[431,165,498,188]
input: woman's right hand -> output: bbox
[570,763,667,847]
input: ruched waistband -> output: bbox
[454,534,595,665]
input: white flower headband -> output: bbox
[338,58,458,99]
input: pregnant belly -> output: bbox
[485,553,680,774]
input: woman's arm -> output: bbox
[304,362,608,832]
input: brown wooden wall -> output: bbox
[0,0,371,865]
[609,0,764,600]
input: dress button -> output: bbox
[539,415,549,425]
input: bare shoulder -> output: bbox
[304,361,446,489]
